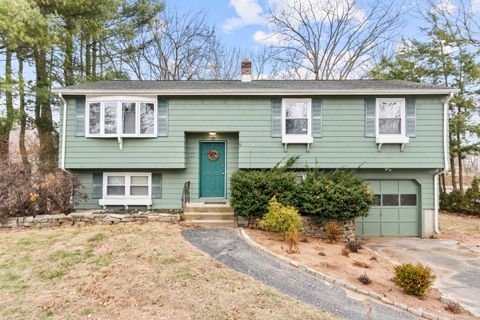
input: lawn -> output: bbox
[0,223,335,320]
[439,211,480,245]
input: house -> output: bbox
[52,60,457,237]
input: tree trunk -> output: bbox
[450,156,457,190]
[441,173,446,193]
[34,47,56,172]
[458,151,464,192]
[0,49,14,162]
[64,18,75,86]
[86,33,91,79]
[18,55,30,169]
[92,38,97,79]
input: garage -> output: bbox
[356,180,420,237]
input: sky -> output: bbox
[172,0,428,54]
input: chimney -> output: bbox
[241,57,252,82]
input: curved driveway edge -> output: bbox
[182,228,420,320]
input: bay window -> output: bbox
[282,98,313,144]
[86,96,157,137]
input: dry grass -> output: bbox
[440,211,480,245]
[247,229,476,320]
[0,223,336,320]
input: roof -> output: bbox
[52,79,457,96]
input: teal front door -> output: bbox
[199,142,225,198]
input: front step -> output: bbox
[182,202,237,228]
[180,220,237,228]
[184,204,234,214]
[183,212,235,221]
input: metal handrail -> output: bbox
[181,181,190,208]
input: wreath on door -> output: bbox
[208,149,220,161]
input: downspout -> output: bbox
[433,92,454,234]
[59,93,67,170]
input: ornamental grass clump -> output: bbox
[258,196,302,240]
[393,263,436,298]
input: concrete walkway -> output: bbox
[365,238,480,317]
[182,229,419,320]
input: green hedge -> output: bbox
[231,166,374,221]
[440,177,480,215]
[230,169,298,218]
[295,170,374,220]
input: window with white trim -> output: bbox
[103,173,151,198]
[376,98,409,144]
[282,98,313,144]
[86,97,157,137]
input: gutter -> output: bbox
[433,92,454,234]
[59,93,67,170]
[51,88,460,96]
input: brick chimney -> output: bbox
[241,58,252,82]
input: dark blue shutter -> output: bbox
[312,99,322,137]
[157,98,168,137]
[272,99,282,137]
[152,173,162,198]
[365,98,376,137]
[75,97,86,137]
[406,99,416,137]
[92,173,103,199]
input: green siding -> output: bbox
[73,132,239,210]
[62,96,447,170]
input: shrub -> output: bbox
[230,168,298,218]
[0,162,87,218]
[341,247,350,257]
[324,222,343,243]
[440,177,480,215]
[445,302,462,314]
[285,229,300,253]
[358,273,371,285]
[393,263,436,297]
[352,261,370,269]
[258,196,302,239]
[346,240,362,253]
[0,162,35,218]
[296,169,375,220]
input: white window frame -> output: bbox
[375,98,409,144]
[85,95,157,138]
[281,98,313,144]
[102,172,152,200]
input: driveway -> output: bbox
[183,228,419,320]
[365,238,480,317]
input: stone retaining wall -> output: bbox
[239,216,356,242]
[302,217,356,242]
[0,211,180,230]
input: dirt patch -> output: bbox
[0,223,335,320]
[246,228,475,320]
[439,211,480,246]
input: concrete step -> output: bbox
[183,212,235,221]
[179,220,237,228]
[184,204,234,214]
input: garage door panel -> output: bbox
[362,223,382,236]
[399,180,418,193]
[381,208,399,222]
[366,180,381,193]
[366,208,382,221]
[381,180,399,193]
[400,208,417,221]
[381,223,400,236]
[399,223,419,236]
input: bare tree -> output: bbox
[264,0,404,80]
[141,9,220,80]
